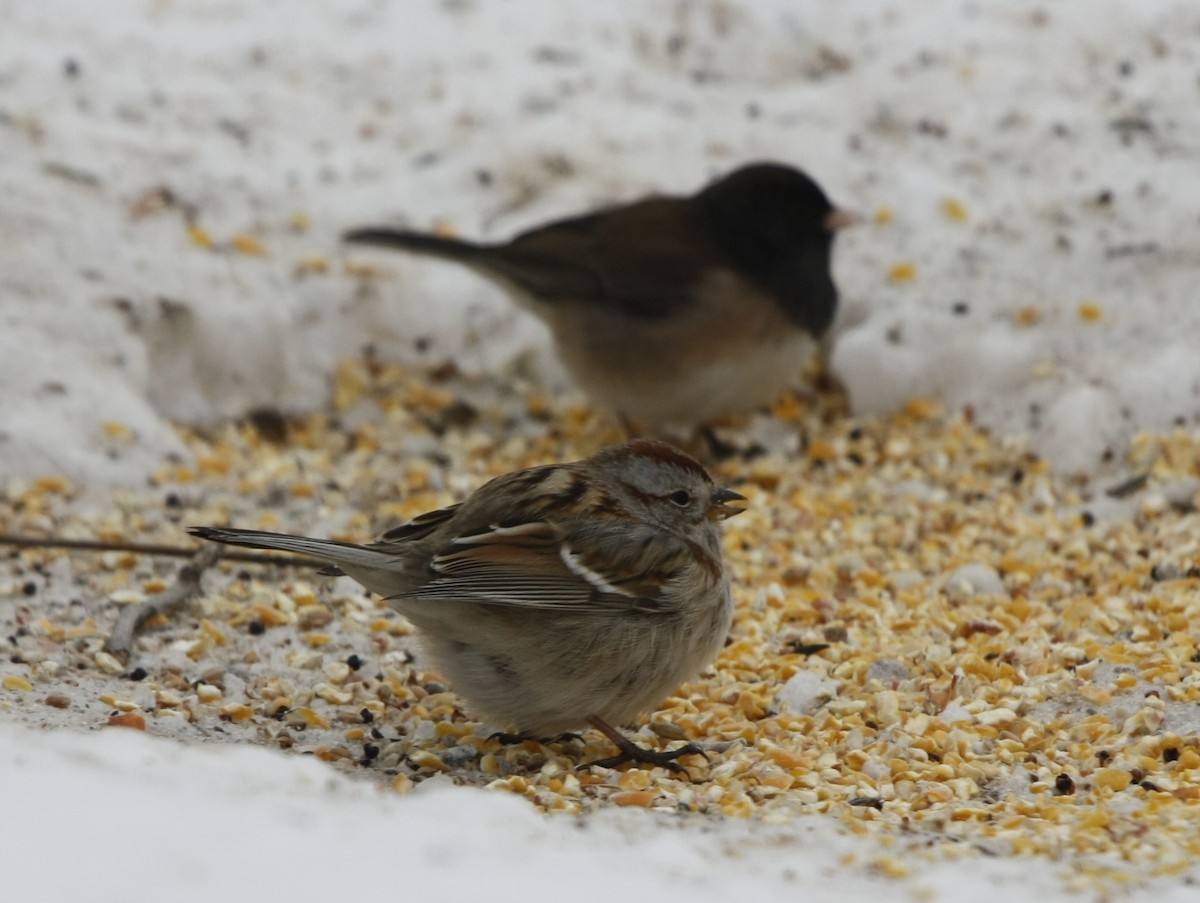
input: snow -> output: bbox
[9,719,1189,903]
[3,1,1200,899]
[3,0,1198,482]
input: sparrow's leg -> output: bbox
[581,716,707,775]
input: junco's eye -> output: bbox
[668,490,692,507]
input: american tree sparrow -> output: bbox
[191,439,746,771]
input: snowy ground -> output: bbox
[3,1,1200,900]
[3,0,1198,483]
[9,719,1136,903]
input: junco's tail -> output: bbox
[188,526,405,578]
[343,228,488,262]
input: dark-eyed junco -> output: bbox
[191,439,746,771]
[345,162,854,426]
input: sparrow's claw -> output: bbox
[581,715,708,776]
[584,741,707,775]
[488,730,531,746]
[489,730,585,746]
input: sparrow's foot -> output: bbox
[488,730,531,746]
[489,730,585,746]
[585,742,706,774]
[581,716,707,776]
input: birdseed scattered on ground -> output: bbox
[2,356,1199,891]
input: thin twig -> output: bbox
[103,545,221,663]
[0,533,315,568]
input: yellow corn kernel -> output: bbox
[941,198,968,222]
[3,675,33,692]
[232,233,267,256]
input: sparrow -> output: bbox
[190,439,746,772]
[344,162,855,427]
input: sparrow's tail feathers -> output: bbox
[189,526,395,575]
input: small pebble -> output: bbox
[778,672,837,715]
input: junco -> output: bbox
[191,439,746,772]
[345,162,854,426]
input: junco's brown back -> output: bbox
[346,162,853,426]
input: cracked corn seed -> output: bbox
[2,358,1199,889]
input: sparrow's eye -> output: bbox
[668,490,691,507]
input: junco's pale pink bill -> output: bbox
[191,439,746,772]
[345,162,855,427]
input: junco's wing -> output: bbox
[482,197,718,319]
[347,199,716,319]
[400,517,684,613]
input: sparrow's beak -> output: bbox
[708,486,748,520]
[824,208,860,232]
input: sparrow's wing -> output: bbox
[376,504,462,543]
[398,518,684,614]
[487,198,719,318]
